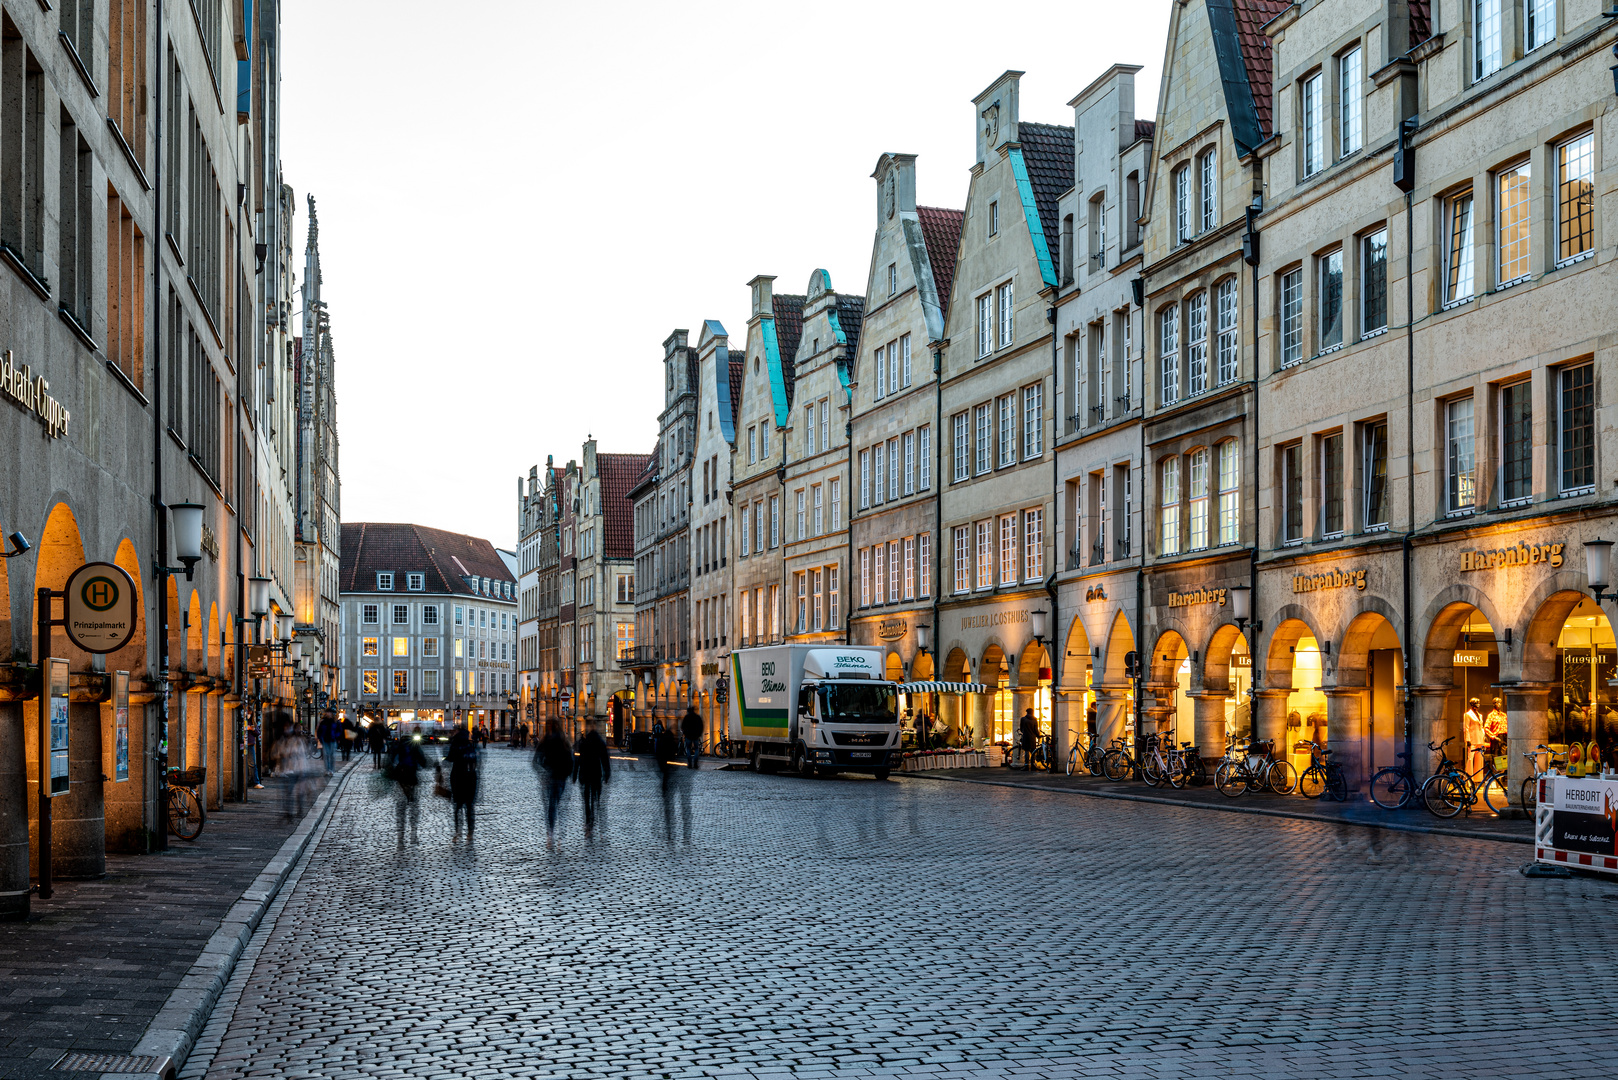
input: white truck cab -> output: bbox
[729,645,901,779]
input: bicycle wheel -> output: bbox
[1266,760,1298,795]
[1215,760,1248,798]
[1167,757,1187,789]
[1185,755,1208,787]
[1325,765,1349,802]
[1368,767,1411,810]
[1422,773,1465,818]
[1298,764,1327,800]
[1101,749,1130,781]
[1141,754,1164,787]
[1520,776,1538,812]
[1066,745,1079,775]
[1481,774,1510,815]
[167,787,203,840]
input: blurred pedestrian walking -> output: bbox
[368,718,387,769]
[681,705,704,769]
[439,727,479,840]
[535,719,574,849]
[388,732,429,845]
[318,715,340,777]
[654,722,693,845]
[1019,708,1039,772]
[574,719,612,838]
[276,719,310,820]
[245,718,263,789]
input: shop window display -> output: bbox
[1551,598,1616,773]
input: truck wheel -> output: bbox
[750,743,764,772]
[792,743,816,779]
[873,769,890,781]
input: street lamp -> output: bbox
[1585,539,1616,603]
[276,613,294,640]
[1030,608,1049,646]
[249,577,271,619]
[287,639,303,663]
[168,503,205,580]
[1229,585,1253,631]
[916,624,931,655]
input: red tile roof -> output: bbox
[597,452,650,560]
[1232,0,1293,139]
[772,293,805,402]
[1135,119,1156,141]
[917,206,964,318]
[340,523,517,598]
[1408,0,1431,45]
[1017,122,1076,281]
[728,357,745,431]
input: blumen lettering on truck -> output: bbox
[732,653,789,737]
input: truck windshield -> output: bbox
[821,684,897,722]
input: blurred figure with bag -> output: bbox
[535,719,574,849]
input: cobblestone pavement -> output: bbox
[0,763,342,1080]
[187,751,1618,1080]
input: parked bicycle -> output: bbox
[1368,749,1420,809]
[166,766,206,840]
[1100,736,1141,781]
[1519,743,1568,811]
[711,735,742,759]
[1002,735,1055,771]
[1215,737,1297,797]
[1297,741,1349,801]
[1067,731,1108,776]
[1421,736,1508,817]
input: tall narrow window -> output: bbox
[740,505,751,556]
[1089,192,1107,266]
[974,404,991,475]
[998,281,1014,346]
[1557,133,1594,265]
[106,193,146,390]
[1159,306,1180,404]
[58,122,91,329]
[1279,268,1304,367]
[1364,422,1389,527]
[977,294,992,357]
[873,348,885,400]
[812,570,823,632]
[902,537,915,600]
[953,412,968,482]
[812,484,823,536]
[805,403,817,455]
[1560,363,1594,494]
[1475,0,1502,79]
[1198,149,1217,233]
[919,533,931,598]
[861,547,871,606]
[1174,165,1191,242]
[1361,230,1388,336]
[887,437,900,500]
[770,495,780,547]
[1159,457,1181,556]
[901,334,912,387]
[976,521,993,589]
[859,449,871,508]
[796,573,807,633]
[1321,432,1344,536]
[888,540,901,603]
[828,566,839,628]
[1188,449,1210,550]
[829,477,841,531]
[886,344,898,396]
[1217,441,1239,545]
[1497,161,1532,285]
[1215,279,1238,386]
[903,432,916,495]
[918,425,932,490]
[1185,292,1208,395]
[1446,397,1476,513]
[954,526,970,594]
[872,442,885,505]
[108,0,149,161]
[1500,382,1532,505]
[1024,509,1044,581]
[1282,444,1303,543]
[1526,0,1556,49]
[997,394,1016,467]
[1301,72,1324,177]
[999,515,1017,585]
[1319,250,1344,352]
[820,397,830,450]
[1339,47,1362,157]
[796,489,806,540]
[1445,194,1475,304]
[1023,383,1044,458]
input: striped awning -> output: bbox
[897,681,992,693]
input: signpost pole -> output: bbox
[36,588,54,900]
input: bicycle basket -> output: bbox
[168,766,206,786]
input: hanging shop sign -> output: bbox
[960,608,1029,630]
[1167,588,1227,609]
[201,523,220,561]
[246,645,271,678]
[1453,651,1490,666]
[63,562,138,654]
[1292,567,1367,593]
[1231,652,1252,668]
[0,350,70,438]
[1461,542,1563,572]
[878,618,908,641]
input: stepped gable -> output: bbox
[917,206,964,318]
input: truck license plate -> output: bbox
[851,752,871,759]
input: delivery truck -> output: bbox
[728,645,902,779]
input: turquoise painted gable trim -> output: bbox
[1008,147,1058,289]
[763,319,789,428]
[715,345,736,444]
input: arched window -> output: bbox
[1217,440,1240,545]
[1159,456,1181,556]
[1185,291,1208,396]
[1188,448,1210,551]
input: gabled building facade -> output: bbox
[689,321,739,743]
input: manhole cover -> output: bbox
[53,1052,163,1072]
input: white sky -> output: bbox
[280,0,1170,549]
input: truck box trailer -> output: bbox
[728,645,901,779]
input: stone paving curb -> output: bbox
[900,771,1533,845]
[99,763,361,1080]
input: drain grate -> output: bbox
[52,1052,163,1072]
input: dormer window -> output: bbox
[480,577,489,595]
[377,572,393,591]
[407,573,424,591]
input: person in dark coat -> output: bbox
[388,733,430,845]
[573,720,612,836]
[1019,708,1040,771]
[680,706,704,769]
[439,728,480,839]
[367,719,387,769]
[535,719,574,848]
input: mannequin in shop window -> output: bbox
[1464,698,1485,773]
[1483,697,1507,762]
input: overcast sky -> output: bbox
[280,1,1171,549]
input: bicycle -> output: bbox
[1215,738,1296,797]
[1519,744,1568,811]
[1297,742,1349,801]
[166,766,206,840]
[711,735,742,759]
[1368,749,1420,809]
[1136,733,1187,789]
[1067,731,1108,776]
[1002,735,1054,771]
[1421,736,1509,817]
[1100,736,1139,781]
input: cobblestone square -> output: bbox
[175,753,1618,1080]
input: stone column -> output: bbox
[1143,684,1177,740]
[972,691,992,747]
[1253,689,1293,757]
[1406,686,1453,781]
[1505,683,1553,810]
[1094,687,1134,748]
[1325,686,1368,796]
[1051,688,1078,762]
[0,667,29,920]
[56,674,109,880]
[1190,691,1230,764]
